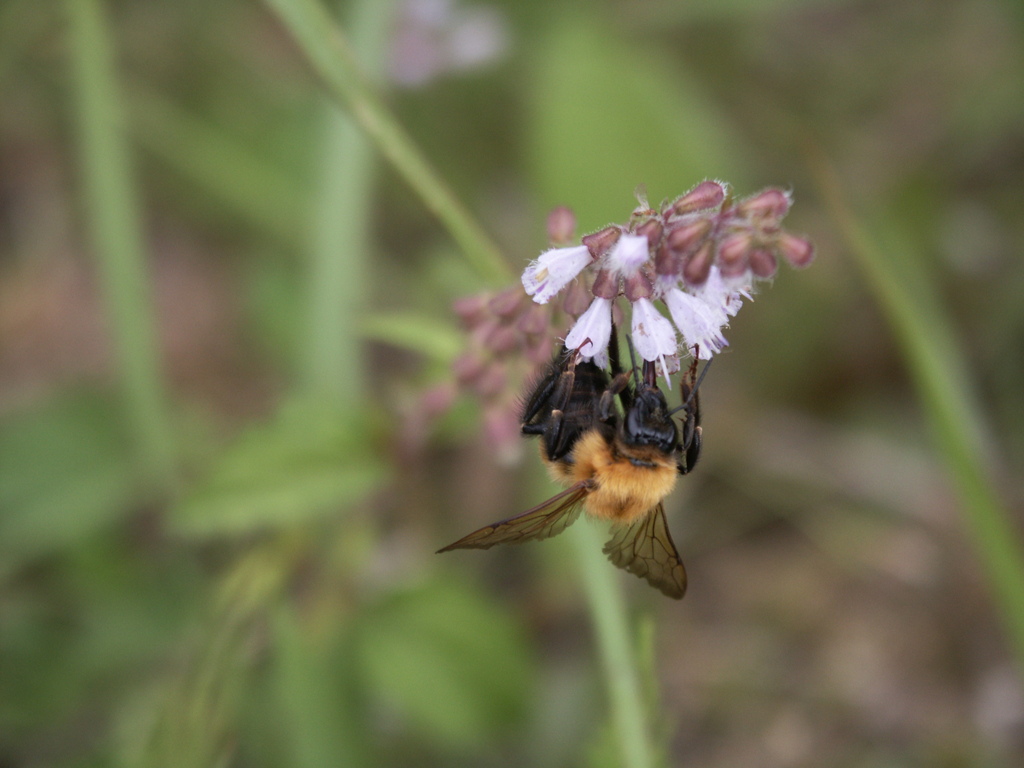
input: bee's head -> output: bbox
[622,385,678,454]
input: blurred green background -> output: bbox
[2,0,1024,766]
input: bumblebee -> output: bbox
[439,334,705,599]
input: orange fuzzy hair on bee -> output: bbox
[565,430,678,523]
[541,428,679,523]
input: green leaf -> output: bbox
[360,312,462,363]
[171,401,387,537]
[527,15,746,234]
[0,392,137,578]
[357,578,533,751]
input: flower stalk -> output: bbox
[572,522,655,768]
[264,0,510,285]
[303,0,394,403]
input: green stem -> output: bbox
[815,155,1024,673]
[302,0,394,401]
[263,0,510,285]
[66,0,176,491]
[571,523,655,768]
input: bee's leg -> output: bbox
[521,378,558,430]
[538,351,586,461]
[544,407,575,460]
[690,378,701,430]
[522,347,574,428]
[680,351,708,431]
[598,371,632,424]
[676,365,702,475]
[677,422,702,475]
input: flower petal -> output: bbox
[630,297,678,362]
[565,297,612,360]
[606,233,649,278]
[663,287,729,359]
[702,265,749,317]
[521,245,592,304]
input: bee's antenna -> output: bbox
[624,334,642,387]
[668,356,714,414]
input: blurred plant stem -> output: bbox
[264,0,510,286]
[572,523,655,768]
[302,0,394,403]
[288,2,395,757]
[815,154,1024,675]
[66,0,176,492]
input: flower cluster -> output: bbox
[522,182,814,373]
[449,283,559,461]
[439,183,813,457]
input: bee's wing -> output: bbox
[603,504,687,599]
[437,482,590,552]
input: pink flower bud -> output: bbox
[420,382,457,417]
[452,293,488,326]
[623,271,653,302]
[740,188,791,221]
[546,205,576,245]
[591,268,620,299]
[717,233,752,277]
[562,279,592,317]
[777,232,815,268]
[517,303,550,335]
[682,240,714,286]
[488,286,525,318]
[453,352,486,385]
[483,323,519,354]
[635,218,663,248]
[672,181,726,215]
[474,363,507,398]
[654,241,683,278]
[483,404,522,463]
[748,247,778,278]
[526,333,554,365]
[471,317,499,346]
[667,218,712,254]
[582,225,621,259]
